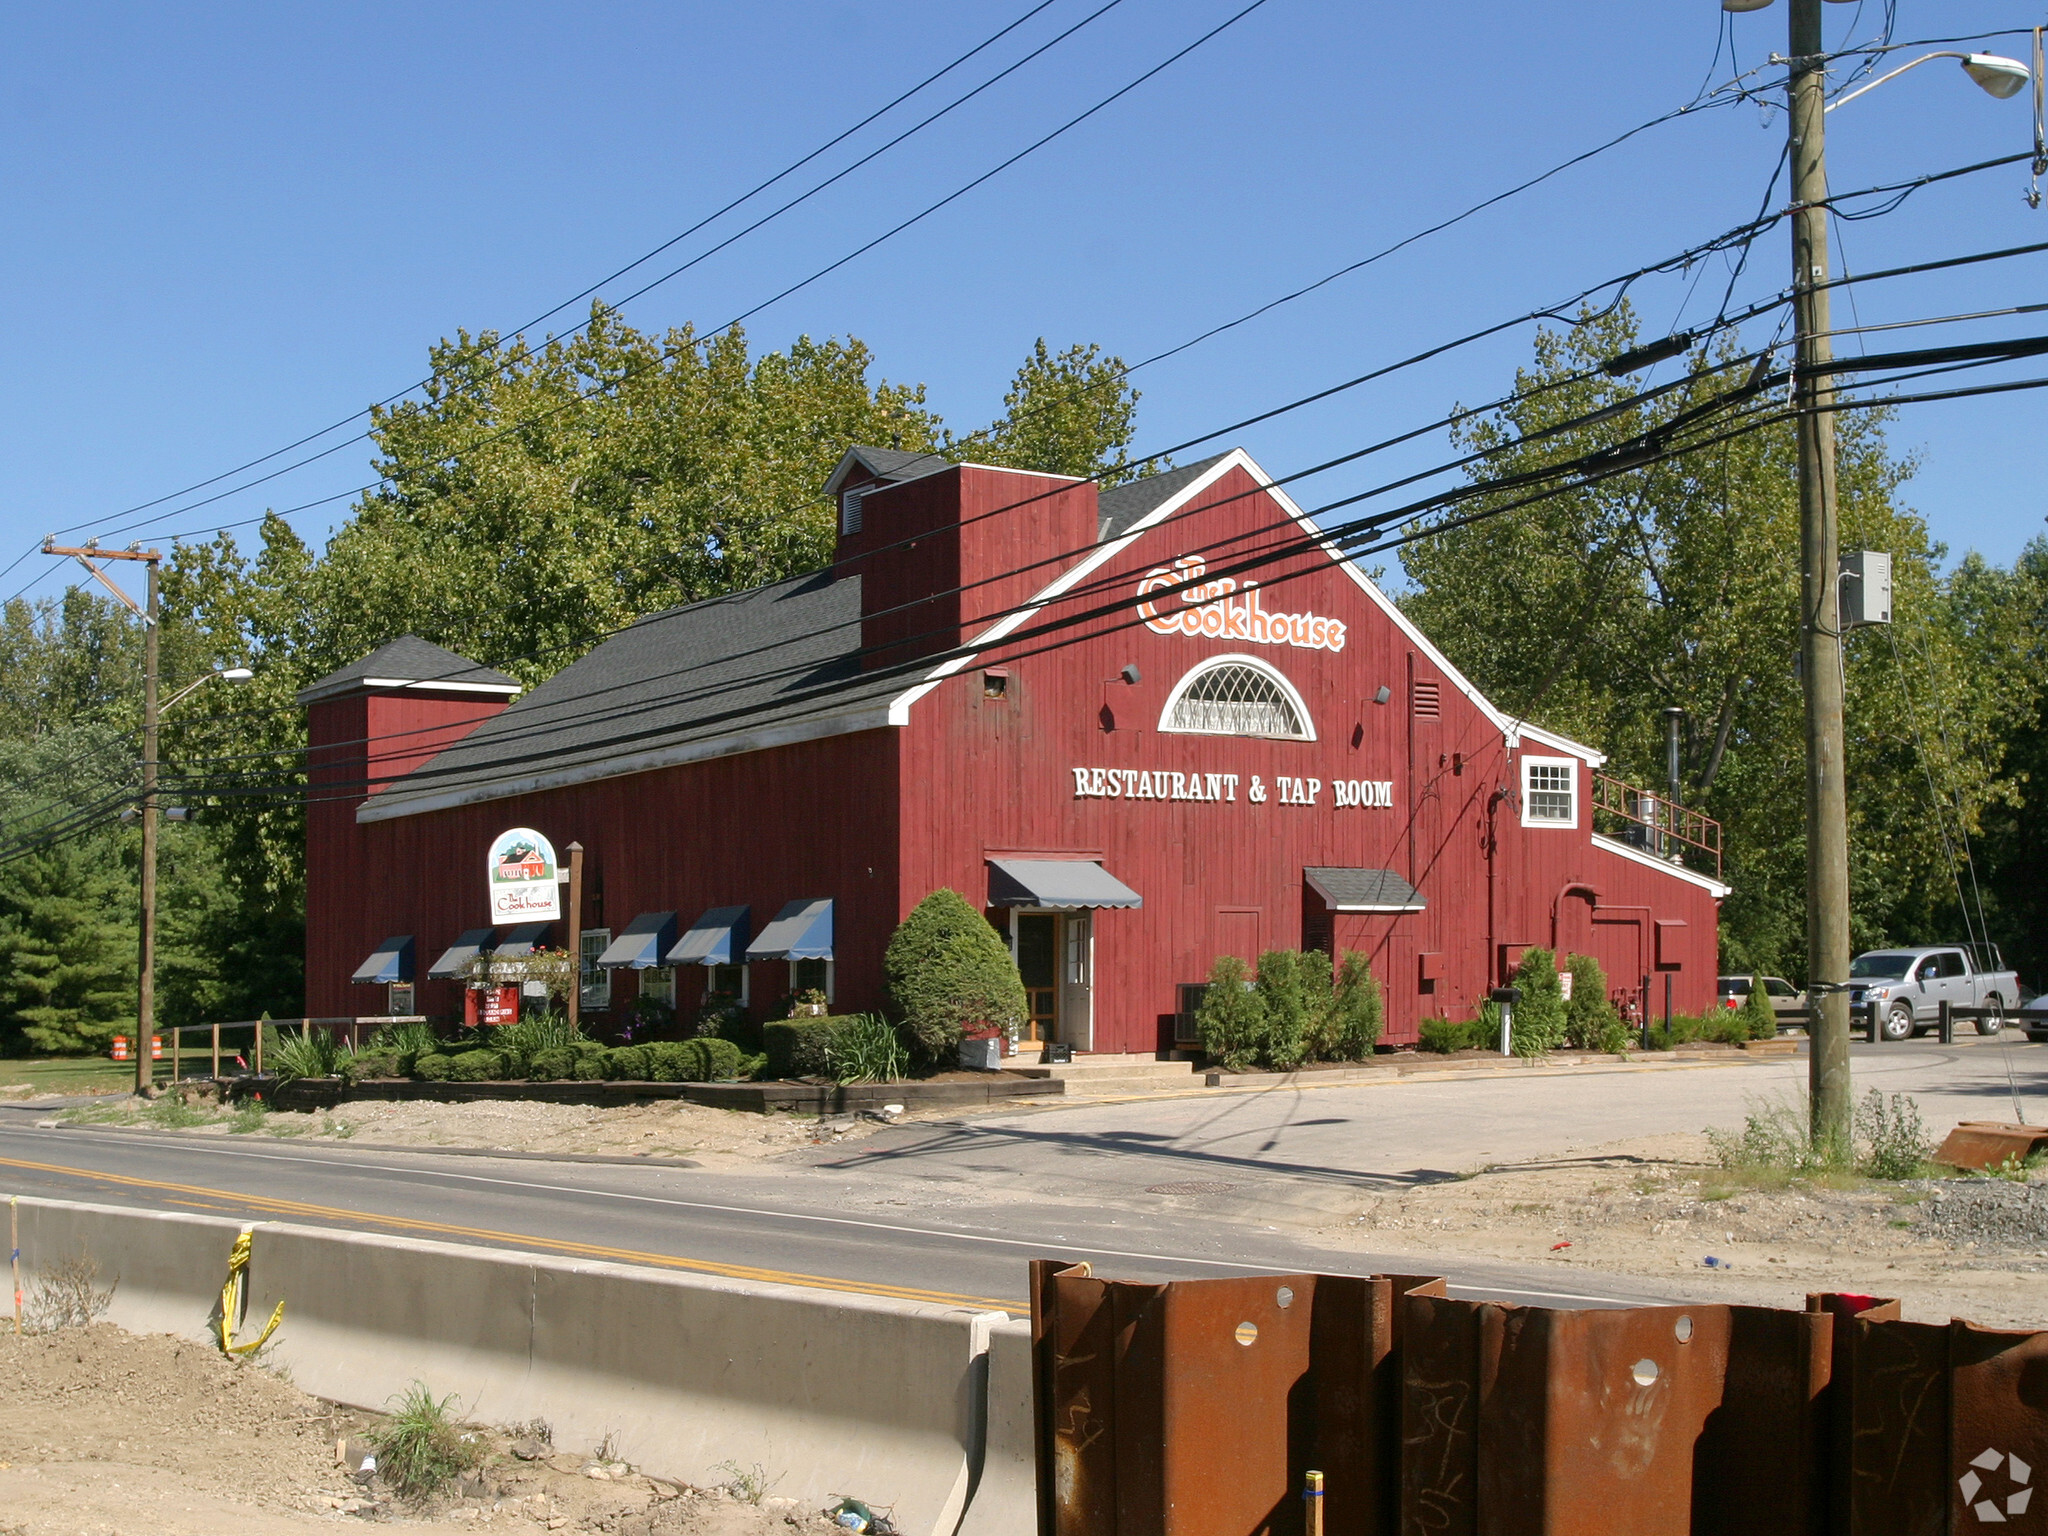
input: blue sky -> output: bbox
[1,0,2042,608]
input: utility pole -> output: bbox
[42,542,162,1097]
[1788,0,1853,1152]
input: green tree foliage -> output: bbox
[1401,304,2034,977]
[1507,946,1568,1057]
[1563,953,1629,1052]
[1330,951,1385,1058]
[1253,948,1320,1070]
[883,889,1027,1062]
[966,339,1155,486]
[1198,948,1382,1069]
[0,839,135,1053]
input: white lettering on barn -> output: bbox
[1071,768,1392,808]
[1134,556,1347,652]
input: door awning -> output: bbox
[669,906,750,966]
[351,935,414,985]
[988,859,1143,909]
[747,899,834,961]
[492,920,556,958]
[1305,867,1425,913]
[427,928,496,980]
[599,911,677,970]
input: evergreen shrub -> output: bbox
[1254,950,1317,1070]
[1739,975,1779,1041]
[570,1044,607,1080]
[1195,955,1265,1070]
[603,1044,651,1081]
[883,889,1027,1063]
[763,1016,864,1078]
[347,1051,402,1081]
[1562,954,1630,1053]
[1418,1017,1481,1054]
[444,1049,504,1082]
[1507,947,1569,1057]
[526,1046,576,1081]
[412,1053,455,1080]
[645,1038,745,1081]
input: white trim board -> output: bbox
[1590,832,1732,898]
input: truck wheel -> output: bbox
[1978,996,2006,1036]
[1883,1004,1917,1042]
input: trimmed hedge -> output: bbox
[527,1046,576,1081]
[763,1016,869,1078]
[603,1044,651,1081]
[445,1049,506,1082]
[1418,1018,1486,1054]
[413,1053,455,1080]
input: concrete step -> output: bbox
[1008,1054,1201,1083]
[1049,1073,1214,1098]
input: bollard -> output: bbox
[1939,1000,1954,1046]
[1866,999,1883,1043]
[211,1020,220,1079]
[1303,1471,1324,1536]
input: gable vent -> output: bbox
[840,487,867,536]
[1412,680,1441,718]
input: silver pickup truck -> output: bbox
[1848,945,2020,1041]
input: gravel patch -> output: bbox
[1915,1181,2048,1250]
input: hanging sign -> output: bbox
[487,827,560,923]
[467,985,521,1028]
[1135,555,1347,652]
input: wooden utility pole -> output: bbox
[43,543,161,1096]
[1788,0,1853,1152]
[566,842,584,1033]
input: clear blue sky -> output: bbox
[1,0,2042,608]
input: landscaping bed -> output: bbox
[275,1070,1057,1114]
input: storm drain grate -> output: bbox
[1145,1181,1237,1195]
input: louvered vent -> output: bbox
[840,487,866,536]
[1413,680,1441,718]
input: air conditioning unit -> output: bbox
[1173,983,1209,1047]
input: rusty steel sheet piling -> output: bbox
[1032,1261,2048,1536]
[1931,1121,2048,1173]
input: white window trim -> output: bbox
[707,962,750,1007]
[1520,755,1579,829]
[580,928,613,1009]
[789,958,835,1005]
[1156,652,1316,742]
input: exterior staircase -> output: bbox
[1007,1052,1207,1099]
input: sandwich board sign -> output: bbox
[488,828,560,923]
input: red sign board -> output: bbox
[482,986,520,1027]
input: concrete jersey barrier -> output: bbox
[5,1194,1026,1536]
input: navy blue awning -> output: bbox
[351,935,414,985]
[427,927,495,980]
[598,911,678,970]
[492,920,555,959]
[746,899,834,961]
[669,906,750,966]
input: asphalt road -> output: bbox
[3,1033,2041,1316]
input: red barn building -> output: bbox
[302,446,1726,1051]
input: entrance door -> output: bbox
[1059,913,1094,1053]
[1016,913,1058,1043]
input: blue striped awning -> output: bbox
[427,928,495,980]
[492,920,555,959]
[746,899,834,961]
[598,912,678,970]
[351,935,414,985]
[669,906,750,966]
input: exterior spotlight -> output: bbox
[1962,54,2032,99]
[1374,685,1392,705]
[1721,0,1773,11]
[1120,663,1141,685]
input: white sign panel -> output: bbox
[488,827,560,923]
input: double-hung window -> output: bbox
[580,929,612,1010]
[1521,757,1578,828]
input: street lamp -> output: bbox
[1723,0,2031,1153]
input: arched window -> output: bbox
[1159,654,1314,740]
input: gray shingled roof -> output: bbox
[1305,867,1426,911]
[823,445,953,496]
[296,636,522,705]
[1096,454,1233,540]
[358,572,912,821]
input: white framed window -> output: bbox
[1521,756,1579,828]
[638,967,674,1006]
[1158,654,1315,741]
[580,928,613,1009]
[790,958,835,1004]
[708,962,749,1006]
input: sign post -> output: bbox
[565,841,584,1034]
[1490,986,1522,1058]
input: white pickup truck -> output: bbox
[1848,945,2020,1041]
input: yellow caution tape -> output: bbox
[217,1226,284,1356]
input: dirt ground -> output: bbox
[1318,1130,2048,1330]
[56,1096,898,1168]
[0,1323,856,1536]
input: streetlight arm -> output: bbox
[1825,53,1969,113]
[159,666,253,717]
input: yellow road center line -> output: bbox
[0,1155,1022,1313]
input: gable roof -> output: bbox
[296,636,523,705]
[357,573,910,822]
[1096,454,1232,541]
[821,445,953,498]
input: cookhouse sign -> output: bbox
[1134,554,1347,652]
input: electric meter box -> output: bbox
[1841,549,1893,627]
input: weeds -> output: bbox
[1855,1090,1933,1180]
[268,1029,354,1084]
[1707,1090,1935,1185]
[715,1460,783,1505]
[370,1382,483,1501]
[25,1248,116,1332]
[227,1100,268,1135]
[144,1096,212,1130]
